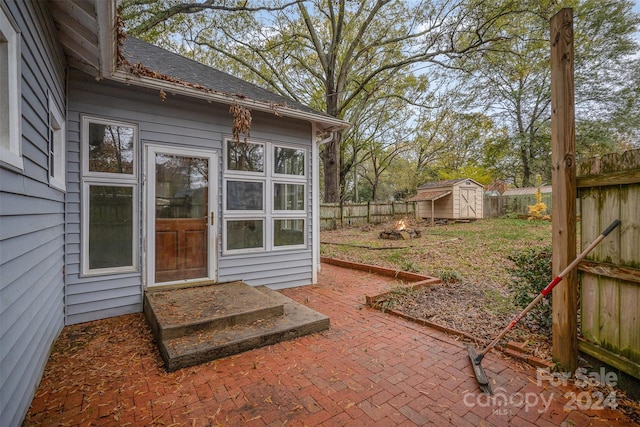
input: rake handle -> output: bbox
[475,219,620,362]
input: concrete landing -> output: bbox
[144,282,329,371]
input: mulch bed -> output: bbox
[370,279,553,361]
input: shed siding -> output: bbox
[0,2,66,426]
[65,71,314,324]
[415,180,484,220]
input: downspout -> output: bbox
[312,127,335,284]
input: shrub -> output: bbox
[507,246,553,331]
[438,268,463,283]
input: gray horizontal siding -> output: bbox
[66,69,315,324]
[0,1,66,426]
[218,250,313,288]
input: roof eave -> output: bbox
[110,70,350,132]
[95,0,117,77]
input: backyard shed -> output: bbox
[408,178,484,223]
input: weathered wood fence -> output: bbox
[320,202,416,230]
[483,193,553,218]
[578,148,640,379]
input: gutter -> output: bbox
[316,131,335,145]
[109,70,350,132]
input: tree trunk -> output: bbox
[322,131,342,203]
[520,134,532,187]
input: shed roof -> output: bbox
[406,190,452,202]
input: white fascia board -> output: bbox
[109,70,350,132]
[94,0,117,77]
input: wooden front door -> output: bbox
[146,146,217,286]
[155,217,207,282]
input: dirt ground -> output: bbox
[321,218,552,356]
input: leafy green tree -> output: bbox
[456,0,640,187]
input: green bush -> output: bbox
[438,268,463,283]
[507,246,553,330]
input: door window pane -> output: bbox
[227,141,264,172]
[273,183,304,211]
[274,219,305,246]
[274,147,305,175]
[226,180,263,210]
[155,154,208,219]
[89,185,133,269]
[226,220,263,250]
[88,122,135,174]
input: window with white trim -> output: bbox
[81,116,139,275]
[48,95,65,190]
[223,139,307,253]
[0,7,22,169]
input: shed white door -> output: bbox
[145,145,217,286]
[460,187,477,218]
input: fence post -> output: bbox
[550,8,578,372]
[367,201,371,224]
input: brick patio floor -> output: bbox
[24,263,634,426]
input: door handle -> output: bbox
[210,211,215,225]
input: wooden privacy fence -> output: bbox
[577,148,640,379]
[320,201,416,230]
[483,193,553,218]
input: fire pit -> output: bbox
[379,220,422,240]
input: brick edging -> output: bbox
[320,256,440,283]
[320,256,553,370]
[384,308,554,369]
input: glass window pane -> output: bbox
[274,219,305,246]
[88,122,135,174]
[274,183,305,211]
[226,180,263,210]
[89,185,133,269]
[226,220,263,250]
[274,147,305,175]
[227,141,264,172]
[155,154,208,219]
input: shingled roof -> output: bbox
[115,37,348,131]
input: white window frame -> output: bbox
[273,218,307,249]
[81,116,139,276]
[223,178,266,214]
[222,138,310,254]
[48,94,65,191]
[223,217,266,254]
[224,139,266,176]
[81,182,139,276]
[272,182,306,214]
[81,115,138,179]
[0,7,22,170]
[272,145,306,178]
[270,143,307,251]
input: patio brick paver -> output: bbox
[24,263,635,426]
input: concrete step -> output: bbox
[144,281,284,342]
[144,283,330,372]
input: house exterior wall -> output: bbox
[65,70,314,325]
[0,2,67,426]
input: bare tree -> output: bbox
[121,0,516,201]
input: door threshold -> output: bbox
[147,279,217,291]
